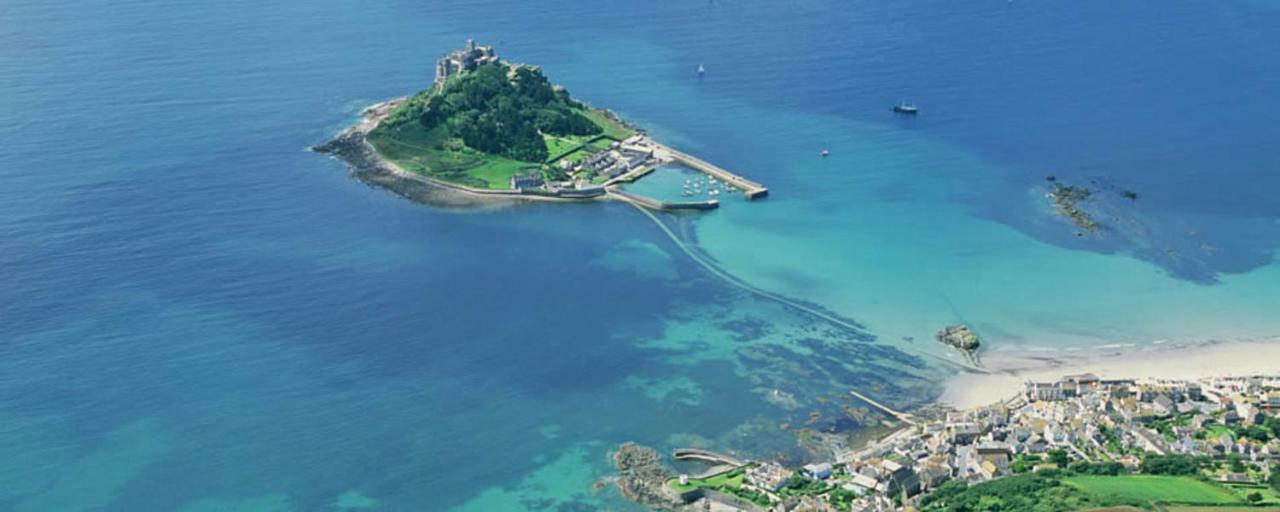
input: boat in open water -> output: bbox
[892,101,919,115]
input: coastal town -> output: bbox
[616,374,1280,511]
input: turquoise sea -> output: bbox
[3,0,1279,510]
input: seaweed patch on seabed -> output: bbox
[728,315,938,456]
[719,315,772,342]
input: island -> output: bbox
[935,324,981,367]
[314,40,766,210]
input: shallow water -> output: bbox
[3,0,1279,510]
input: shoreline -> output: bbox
[939,335,1280,409]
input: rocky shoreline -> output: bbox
[612,443,684,510]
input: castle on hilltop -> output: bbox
[434,39,499,87]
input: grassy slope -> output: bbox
[543,135,581,161]
[578,108,632,140]
[367,119,535,189]
[371,104,632,189]
[1065,475,1241,506]
[1220,481,1280,507]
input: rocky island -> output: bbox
[314,40,766,210]
[935,324,981,366]
[1046,181,1099,234]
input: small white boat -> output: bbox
[821,149,830,157]
[697,64,706,75]
[892,101,919,115]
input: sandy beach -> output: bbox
[939,337,1280,409]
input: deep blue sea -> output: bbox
[3,0,1279,510]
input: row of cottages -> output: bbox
[586,147,653,180]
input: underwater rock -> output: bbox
[1047,183,1099,233]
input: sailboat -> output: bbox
[697,64,706,76]
[892,100,919,115]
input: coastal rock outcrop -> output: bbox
[1047,182,1099,234]
[936,324,981,366]
[612,443,682,510]
[936,324,980,351]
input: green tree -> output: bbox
[1229,454,1246,473]
[1141,454,1209,475]
[976,495,1006,510]
[382,62,603,163]
[1048,449,1070,467]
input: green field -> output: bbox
[367,120,538,189]
[543,133,615,164]
[1205,425,1233,438]
[1065,475,1241,506]
[667,469,745,493]
[1221,482,1280,507]
[542,135,582,161]
[578,108,632,140]
[370,106,630,190]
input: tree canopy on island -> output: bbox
[377,63,601,163]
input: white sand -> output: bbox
[939,337,1280,409]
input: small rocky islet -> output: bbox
[935,324,981,366]
[1043,175,1140,237]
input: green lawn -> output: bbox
[578,108,633,141]
[1065,475,1241,506]
[584,136,614,152]
[558,148,594,167]
[1222,482,1280,506]
[368,118,537,189]
[543,135,581,161]
[1205,425,1233,438]
[466,158,540,189]
[366,103,629,190]
[668,469,745,493]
